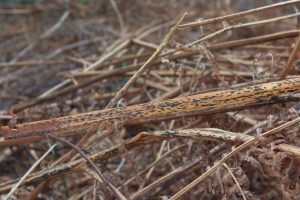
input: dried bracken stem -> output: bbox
[179,0,300,28]
[3,2,300,199]
[142,128,300,157]
[149,128,252,143]
[2,77,300,143]
[106,12,187,108]
[280,33,300,80]
[169,117,300,200]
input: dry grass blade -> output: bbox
[179,0,300,28]
[149,128,252,142]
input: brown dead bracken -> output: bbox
[1,77,300,141]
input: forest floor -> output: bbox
[1,1,300,200]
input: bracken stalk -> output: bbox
[1,77,300,143]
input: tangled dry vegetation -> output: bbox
[1,0,300,199]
